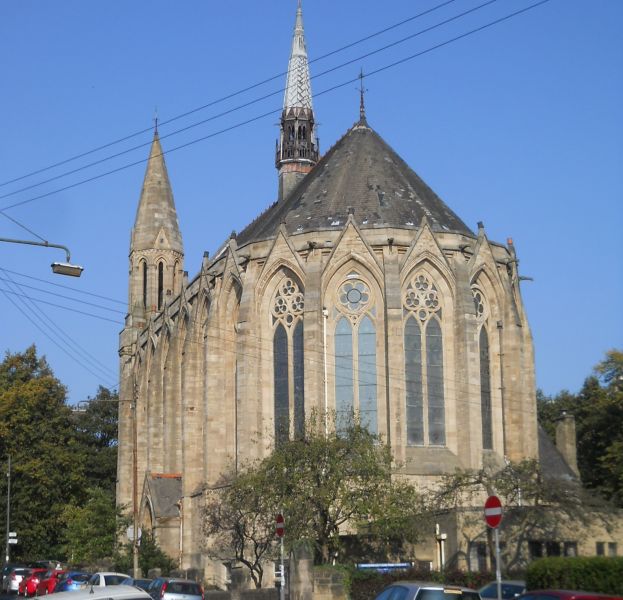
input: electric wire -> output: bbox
[0,0,463,189]
[0,270,117,385]
[0,0,552,213]
[0,0,501,203]
[0,210,47,241]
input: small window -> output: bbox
[596,541,605,556]
[608,542,617,556]
[528,540,543,559]
[545,541,561,556]
[564,542,577,557]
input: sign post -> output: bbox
[484,496,503,600]
[276,514,285,600]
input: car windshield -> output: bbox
[481,584,525,599]
[166,582,201,595]
[103,575,127,585]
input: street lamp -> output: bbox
[0,237,84,277]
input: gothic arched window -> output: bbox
[141,260,147,309]
[333,276,377,434]
[157,262,164,310]
[272,275,305,443]
[403,273,445,445]
[473,287,493,450]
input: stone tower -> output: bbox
[128,128,184,320]
[275,0,319,201]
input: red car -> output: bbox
[519,591,623,600]
[18,569,47,597]
[36,570,65,596]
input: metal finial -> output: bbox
[358,69,367,123]
[154,107,159,135]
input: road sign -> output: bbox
[8,539,18,545]
[8,532,16,537]
[127,525,142,542]
[276,513,285,537]
[484,495,503,528]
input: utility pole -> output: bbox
[5,455,11,564]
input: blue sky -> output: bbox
[1,0,621,404]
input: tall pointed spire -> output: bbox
[276,0,319,202]
[128,129,184,318]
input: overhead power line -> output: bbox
[0,0,553,214]
[0,0,462,189]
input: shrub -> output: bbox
[526,557,623,595]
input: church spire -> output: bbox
[128,129,184,319]
[276,0,319,202]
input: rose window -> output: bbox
[339,280,370,313]
[272,278,304,327]
[472,289,486,319]
[403,274,441,321]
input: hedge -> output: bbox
[348,567,496,600]
[526,557,623,595]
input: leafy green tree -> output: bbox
[0,346,85,560]
[73,386,119,493]
[114,532,176,576]
[538,349,623,506]
[202,412,424,585]
[61,487,121,564]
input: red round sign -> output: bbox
[276,513,285,537]
[484,495,503,528]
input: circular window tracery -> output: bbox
[339,280,370,313]
[272,277,304,327]
[403,273,441,321]
[471,287,487,321]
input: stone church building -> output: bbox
[117,2,610,580]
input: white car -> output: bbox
[85,572,131,587]
[53,585,150,600]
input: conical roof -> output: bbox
[131,131,183,253]
[237,121,473,245]
[283,0,313,111]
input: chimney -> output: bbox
[555,411,580,477]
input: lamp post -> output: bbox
[5,456,11,564]
[0,237,83,277]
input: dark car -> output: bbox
[374,582,481,600]
[148,578,204,600]
[54,572,92,593]
[519,591,623,600]
[480,581,526,599]
[121,578,153,592]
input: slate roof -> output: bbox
[237,120,473,246]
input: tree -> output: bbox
[538,349,623,506]
[0,346,85,559]
[61,487,121,564]
[429,459,611,571]
[202,412,424,586]
[73,386,119,493]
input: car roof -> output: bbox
[50,584,151,600]
[387,582,479,592]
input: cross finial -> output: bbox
[358,69,367,123]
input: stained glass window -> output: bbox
[403,272,445,446]
[358,316,377,434]
[272,275,305,443]
[405,316,424,445]
[480,326,493,449]
[273,323,289,444]
[335,317,354,434]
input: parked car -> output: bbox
[53,572,91,593]
[6,568,33,594]
[36,570,66,595]
[19,569,48,597]
[3,565,27,593]
[120,578,153,592]
[518,591,623,600]
[47,585,150,600]
[148,578,204,600]
[480,581,526,599]
[373,582,481,600]
[86,572,131,587]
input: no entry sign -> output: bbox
[276,513,285,537]
[484,495,503,528]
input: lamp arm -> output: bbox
[0,237,71,262]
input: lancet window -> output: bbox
[333,274,378,435]
[157,262,164,310]
[403,273,445,446]
[141,260,147,309]
[272,275,305,443]
[473,287,493,450]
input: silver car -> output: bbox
[148,578,203,600]
[6,568,32,594]
[374,582,481,600]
